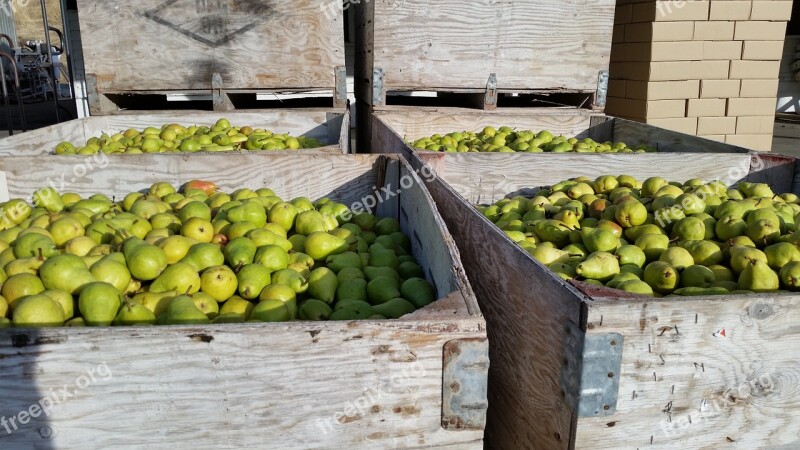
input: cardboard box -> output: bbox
[613,24,625,43]
[605,97,687,119]
[651,41,705,61]
[700,79,741,98]
[740,79,780,98]
[615,4,633,24]
[624,21,695,42]
[693,60,730,79]
[698,134,727,143]
[650,1,710,22]
[608,79,626,98]
[697,116,737,134]
[626,80,701,100]
[737,115,776,134]
[709,1,752,20]
[609,61,694,81]
[727,97,778,116]
[702,41,743,60]
[729,60,781,79]
[749,1,793,21]
[646,117,699,135]
[693,21,735,40]
[742,40,784,60]
[687,98,727,117]
[725,133,773,151]
[734,21,788,40]
[610,42,653,62]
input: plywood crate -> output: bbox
[391,146,800,449]
[0,109,351,155]
[353,0,616,151]
[77,0,347,114]
[0,153,487,449]
[370,107,753,198]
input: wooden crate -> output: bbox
[0,109,350,155]
[353,0,615,151]
[76,0,346,113]
[370,107,753,200]
[388,144,800,449]
[0,153,487,449]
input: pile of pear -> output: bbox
[54,119,324,155]
[411,126,656,153]
[478,175,800,296]
[0,181,435,327]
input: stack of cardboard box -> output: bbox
[606,0,792,151]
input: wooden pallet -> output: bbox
[0,153,486,449]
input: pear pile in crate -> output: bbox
[411,126,656,153]
[54,119,324,155]
[478,176,800,296]
[0,181,435,327]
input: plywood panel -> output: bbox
[77,0,344,92]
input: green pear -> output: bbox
[375,218,401,236]
[643,261,680,294]
[615,245,646,268]
[528,246,570,265]
[338,267,366,283]
[532,220,572,247]
[615,199,647,228]
[131,290,178,316]
[575,252,620,282]
[191,292,219,319]
[33,187,65,213]
[671,217,706,241]
[326,251,363,273]
[48,216,85,246]
[179,201,212,223]
[288,252,315,271]
[227,202,267,227]
[64,236,98,256]
[268,202,299,232]
[616,280,654,296]
[253,245,289,272]
[304,232,348,261]
[236,264,272,299]
[624,224,665,242]
[715,215,747,241]
[259,284,297,319]
[641,177,668,197]
[363,266,401,282]
[711,280,740,291]
[729,246,769,274]
[288,234,306,252]
[5,256,45,276]
[223,237,257,268]
[709,265,735,282]
[246,229,292,252]
[123,238,168,281]
[659,247,695,270]
[680,265,716,288]
[227,221,259,240]
[337,278,368,302]
[548,262,577,280]
[157,235,197,264]
[368,244,400,269]
[308,267,338,304]
[166,295,210,325]
[14,233,57,258]
[298,299,333,320]
[200,265,238,302]
[79,282,122,326]
[330,300,375,320]
[713,200,753,220]
[746,219,780,246]
[213,312,246,323]
[398,261,425,279]
[219,296,254,319]
[582,228,619,253]
[114,300,157,325]
[678,240,724,267]
[619,264,644,278]
[179,243,224,272]
[38,254,95,295]
[605,272,641,289]
[372,297,416,319]
[40,289,73,320]
[91,253,132,293]
[149,262,201,294]
[763,242,800,269]
[779,261,800,290]
[12,294,64,327]
[738,260,779,292]
[366,276,401,305]
[251,299,291,322]
[295,210,328,235]
[271,268,308,294]
[672,287,729,296]
[635,234,670,262]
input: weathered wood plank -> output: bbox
[77,0,344,92]
[364,0,615,93]
[579,295,800,449]
[0,109,349,156]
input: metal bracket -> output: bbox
[334,65,348,108]
[212,72,233,111]
[442,338,489,430]
[595,70,609,108]
[560,321,623,417]
[484,73,498,110]
[372,67,385,107]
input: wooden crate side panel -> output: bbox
[369,0,614,93]
[612,118,751,154]
[77,0,344,92]
[0,320,484,449]
[0,154,378,203]
[577,295,800,449]
[0,109,348,156]
[402,151,585,450]
[432,153,754,205]
[374,107,597,142]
